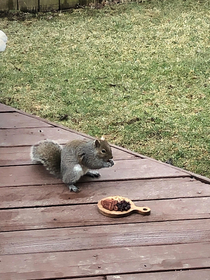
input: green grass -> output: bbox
[0,0,209,177]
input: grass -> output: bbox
[0,0,209,177]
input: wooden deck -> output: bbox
[0,103,210,280]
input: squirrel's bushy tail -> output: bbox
[31,140,62,178]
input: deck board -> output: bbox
[0,112,53,129]
[1,197,210,231]
[1,177,209,208]
[107,270,210,280]
[0,159,189,187]
[0,146,137,166]
[0,127,84,146]
[1,219,210,255]
[0,103,209,279]
[0,104,17,112]
[0,243,210,279]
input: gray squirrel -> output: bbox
[30,137,114,192]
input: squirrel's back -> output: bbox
[31,140,62,178]
[31,137,114,192]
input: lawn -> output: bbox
[0,0,209,177]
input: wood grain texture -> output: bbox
[0,178,208,208]
[1,197,210,231]
[0,127,84,146]
[0,147,32,166]
[0,164,62,187]
[60,0,79,9]
[0,159,189,187]
[0,0,17,11]
[0,145,137,166]
[0,103,210,280]
[0,112,52,129]
[18,0,38,11]
[39,0,59,11]
[0,243,210,279]
[1,219,210,255]
[0,127,136,161]
[107,270,210,280]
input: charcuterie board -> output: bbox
[97,196,151,217]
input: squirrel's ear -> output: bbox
[94,139,101,148]
[100,135,105,141]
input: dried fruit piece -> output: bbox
[116,200,131,211]
[101,198,118,211]
[101,198,131,212]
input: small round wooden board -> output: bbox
[97,196,151,218]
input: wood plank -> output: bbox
[1,103,209,280]
[60,0,79,9]
[0,159,189,187]
[0,112,52,129]
[0,0,17,11]
[1,219,210,255]
[1,103,209,184]
[1,178,208,208]
[18,0,38,12]
[39,0,59,11]
[1,197,210,231]
[0,146,136,166]
[0,127,135,161]
[0,127,84,147]
[0,164,62,187]
[107,270,210,280]
[0,104,15,112]
[0,147,32,166]
[0,243,210,279]
[90,159,189,181]
[69,278,103,280]
[0,104,108,142]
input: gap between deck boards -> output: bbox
[1,196,210,232]
[0,159,190,187]
[1,219,210,255]
[0,243,210,279]
[0,177,208,208]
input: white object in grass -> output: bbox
[0,30,8,52]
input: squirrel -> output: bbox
[30,137,114,192]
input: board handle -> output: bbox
[134,206,151,215]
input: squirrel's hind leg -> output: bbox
[62,164,84,192]
[85,171,101,178]
[68,184,80,192]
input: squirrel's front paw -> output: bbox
[68,184,80,192]
[85,171,101,178]
[106,159,114,167]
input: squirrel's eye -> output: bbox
[102,149,106,153]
